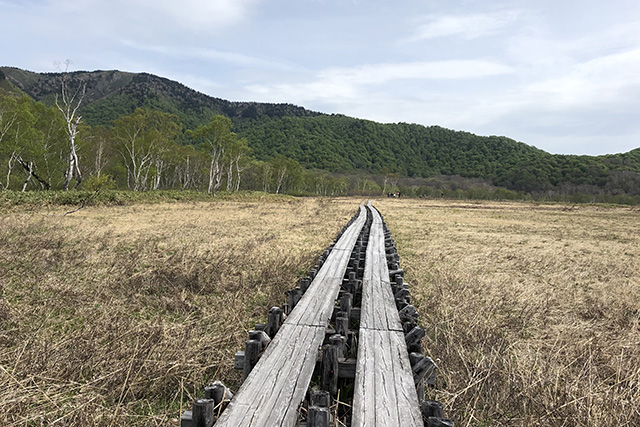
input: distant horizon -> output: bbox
[2,63,638,158]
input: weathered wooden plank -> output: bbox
[215,205,366,427]
[215,324,325,426]
[352,329,423,426]
[360,205,403,332]
[352,204,423,426]
[285,205,366,328]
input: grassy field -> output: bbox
[1,195,638,425]
[375,198,640,426]
[0,196,357,426]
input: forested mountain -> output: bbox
[0,67,321,129]
[237,115,640,194]
[1,66,639,198]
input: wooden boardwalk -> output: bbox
[351,203,423,426]
[214,205,367,427]
[182,202,450,426]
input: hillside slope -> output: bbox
[237,115,640,192]
[0,67,321,129]
[2,66,638,194]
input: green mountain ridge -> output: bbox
[1,66,638,196]
[0,67,322,128]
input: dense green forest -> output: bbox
[1,66,639,203]
[237,115,640,194]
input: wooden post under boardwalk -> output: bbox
[322,344,339,397]
[192,399,215,427]
[308,406,330,427]
[267,306,283,338]
[242,339,260,380]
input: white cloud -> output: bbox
[125,0,260,29]
[120,41,293,70]
[410,11,521,41]
[320,60,514,84]
[527,48,640,107]
[37,0,260,41]
[246,59,514,104]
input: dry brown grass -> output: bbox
[374,198,640,426]
[2,196,638,426]
[0,196,358,426]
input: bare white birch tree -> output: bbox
[190,115,234,195]
[113,109,153,191]
[55,61,85,190]
[274,163,287,194]
[4,151,18,190]
[271,156,293,194]
[225,137,250,191]
[261,162,272,193]
[94,136,107,178]
[0,97,19,190]
[113,108,180,191]
[235,155,249,191]
[0,96,40,190]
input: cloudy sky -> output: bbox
[2,0,640,155]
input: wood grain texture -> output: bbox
[215,205,366,427]
[352,329,423,426]
[352,204,423,426]
[360,205,403,332]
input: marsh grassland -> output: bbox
[0,196,356,426]
[1,196,638,426]
[375,198,640,426]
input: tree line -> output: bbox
[237,115,640,197]
[0,92,350,196]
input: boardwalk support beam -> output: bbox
[242,339,260,380]
[322,344,339,397]
[192,398,215,427]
